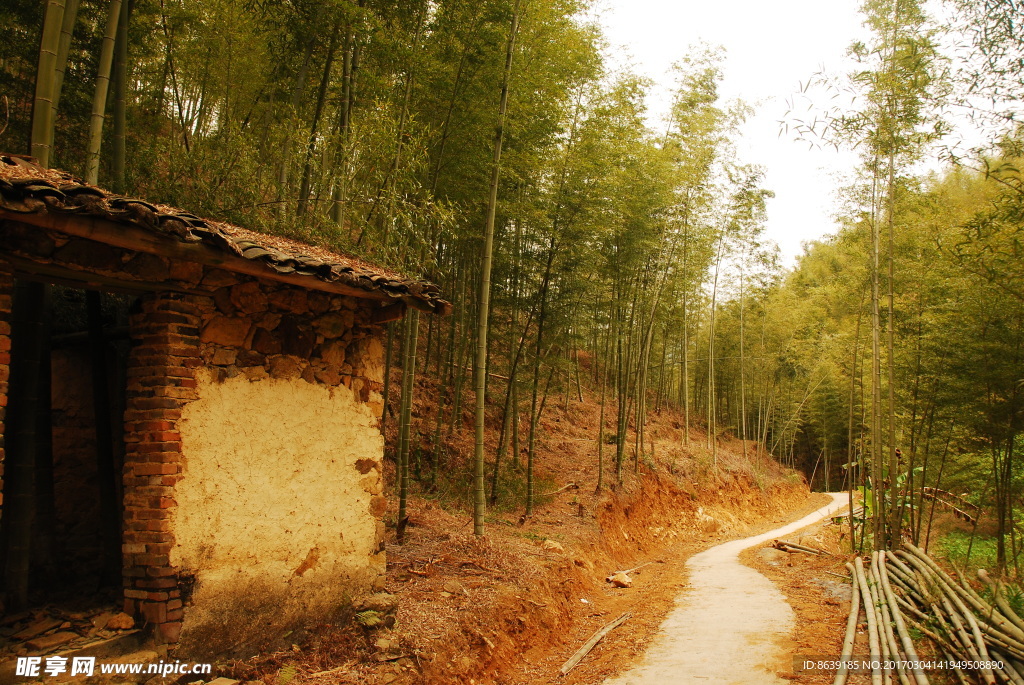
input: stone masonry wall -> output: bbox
[168,272,388,658]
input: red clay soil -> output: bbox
[739,507,855,684]
[226,373,820,685]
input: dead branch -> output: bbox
[559,612,630,675]
[458,559,502,574]
[608,560,662,577]
[538,482,580,497]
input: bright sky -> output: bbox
[592,0,871,265]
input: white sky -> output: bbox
[592,0,871,265]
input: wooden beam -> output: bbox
[371,301,406,324]
[1,213,396,304]
[0,252,205,296]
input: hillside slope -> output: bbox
[228,370,814,685]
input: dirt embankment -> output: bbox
[228,374,814,685]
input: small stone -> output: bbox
[268,355,303,379]
[123,253,171,282]
[213,287,235,315]
[308,292,331,314]
[90,612,113,629]
[106,613,135,630]
[230,282,268,314]
[210,348,237,366]
[313,311,354,338]
[374,638,392,650]
[542,539,565,552]
[319,339,347,367]
[26,631,77,651]
[200,316,250,347]
[354,592,398,614]
[255,311,282,331]
[268,289,308,314]
[608,572,632,588]
[242,366,269,382]
[314,366,342,386]
[251,327,282,355]
[168,260,204,284]
[205,679,240,685]
[12,618,62,641]
[442,581,466,595]
[200,268,237,288]
[235,349,266,368]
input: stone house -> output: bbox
[0,154,448,657]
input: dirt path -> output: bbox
[603,493,848,685]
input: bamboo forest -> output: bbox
[1,0,1024,682]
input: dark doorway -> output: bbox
[1,281,134,612]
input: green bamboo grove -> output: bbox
[2,0,1022,560]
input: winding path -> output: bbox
[605,493,848,685]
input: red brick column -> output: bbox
[122,292,202,645]
[0,271,12,512]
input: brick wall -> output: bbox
[0,271,12,511]
[121,292,202,645]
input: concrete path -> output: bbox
[605,493,849,685]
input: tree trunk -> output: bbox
[50,0,80,125]
[30,0,66,166]
[297,21,341,217]
[397,310,419,543]
[84,0,123,185]
[111,0,130,192]
[526,238,555,515]
[473,0,522,535]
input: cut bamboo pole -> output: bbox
[980,569,1024,637]
[834,562,862,685]
[992,648,1024,685]
[855,557,885,685]
[878,553,930,684]
[871,553,909,685]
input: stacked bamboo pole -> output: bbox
[835,543,1024,685]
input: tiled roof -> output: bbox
[0,154,451,315]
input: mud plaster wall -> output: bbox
[170,276,389,657]
[172,371,385,655]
